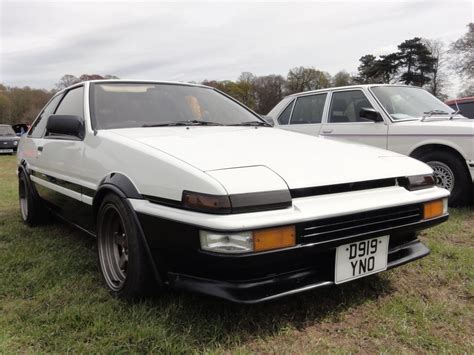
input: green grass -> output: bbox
[0,155,472,353]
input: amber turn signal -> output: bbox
[423,199,445,220]
[253,225,296,252]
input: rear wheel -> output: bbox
[97,193,155,300]
[415,150,471,206]
[18,171,49,226]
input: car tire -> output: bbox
[415,150,471,206]
[18,171,49,226]
[96,193,155,300]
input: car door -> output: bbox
[276,93,328,136]
[31,86,92,229]
[22,94,64,172]
[320,89,388,149]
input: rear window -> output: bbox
[290,94,327,124]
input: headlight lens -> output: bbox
[200,225,296,254]
[399,174,435,191]
[13,141,18,146]
[182,191,231,214]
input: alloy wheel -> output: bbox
[98,205,129,291]
[428,160,455,192]
[19,178,28,221]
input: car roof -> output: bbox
[58,79,212,94]
[286,84,421,98]
[445,97,474,105]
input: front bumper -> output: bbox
[132,185,449,303]
[167,239,430,304]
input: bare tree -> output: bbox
[254,75,286,114]
[55,74,79,90]
[423,38,449,100]
[286,66,331,94]
[450,23,474,80]
[450,23,474,96]
[332,70,354,87]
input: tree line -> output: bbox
[0,23,472,125]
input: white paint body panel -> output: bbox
[130,186,449,231]
[17,80,450,229]
[108,125,433,194]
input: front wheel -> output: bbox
[96,193,155,300]
[415,151,471,206]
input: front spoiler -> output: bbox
[167,239,430,304]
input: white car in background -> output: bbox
[17,80,449,303]
[267,85,474,206]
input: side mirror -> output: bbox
[46,115,84,139]
[261,115,275,126]
[359,107,383,122]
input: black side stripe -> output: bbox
[30,170,96,198]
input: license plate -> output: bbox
[0,149,13,153]
[335,236,389,284]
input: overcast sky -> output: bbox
[0,0,473,90]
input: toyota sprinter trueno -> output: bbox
[17,80,449,303]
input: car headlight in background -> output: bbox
[200,225,296,254]
[13,141,18,146]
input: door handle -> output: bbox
[37,146,43,152]
[322,129,333,134]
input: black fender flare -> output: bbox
[93,173,164,288]
[18,161,41,199]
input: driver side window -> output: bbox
[54,86,84,118]
[29,94,63,138]
[329,90,374,123]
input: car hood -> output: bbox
[108,127,431,189]
[391,117,474,135]
[0,136,19,141]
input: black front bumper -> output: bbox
[137,212,447,304]
[166,239,429,304]
[0,140,18,153]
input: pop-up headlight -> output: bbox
[399,174,435,191]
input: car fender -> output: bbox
[93,172,164,287]
[407,138,468,160]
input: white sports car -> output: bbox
[17,80,449,303]
[267,85,474,206]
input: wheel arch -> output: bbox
[92,172,142,220]
[92,172,164,287]
[409,144,470,176]
[410,144,471,189]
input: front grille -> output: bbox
[0,141,16,148]
[297,203,423,245]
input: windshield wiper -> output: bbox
[228,121,270,127]
[421,109,449,121]
[448,100,461,120]
[142,120,224,127]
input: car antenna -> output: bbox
[449,99,460,120]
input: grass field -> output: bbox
[0,155,472,353]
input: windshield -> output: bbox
[0,126,16,137]
[371,86,455,121]
[91,83,262,129]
